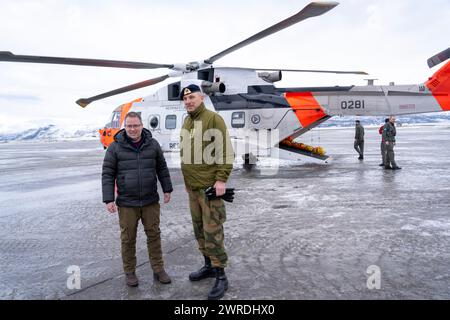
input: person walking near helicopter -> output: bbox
[354,120,365,160]
[179,84,234,300]
[102,112,173,287]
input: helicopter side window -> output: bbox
[148,115,160,130]
[168,81,181,101]
[231,112,245,128]
[165,115,177,130]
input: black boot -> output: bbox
[208,268,228,300]
[189,256,215,281]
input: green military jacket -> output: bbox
[383,122,396,142]
[180,103,234,189]
[355,124,365,141]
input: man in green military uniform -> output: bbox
[354,119,365,160]
[179,84,234,300]
[383,116,401,170]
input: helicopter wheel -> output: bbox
[242,153,257,171]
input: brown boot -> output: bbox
[154,269,171,284]
[125,272,139,287]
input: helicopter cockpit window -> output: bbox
[165,115,177,130]
[148,115,160,130]
[111,112,121,128]
[198,69,214,82]
[231,112,245,128]
[168,81,181,101]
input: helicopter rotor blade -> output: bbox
[427,47,450,68]
[76,74,170,108]
[234,67,368,75]
[204,1,339,64]
[0,51,173,69]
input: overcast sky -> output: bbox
[1,0,449,131]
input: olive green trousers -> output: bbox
[118,203,164,273]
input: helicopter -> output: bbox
[1,1,449,164]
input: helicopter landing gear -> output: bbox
[242,153,258,171]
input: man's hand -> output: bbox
[385,141,390,145]
[106,202,117,213]
[164,193,171,204]
[214,181,226,197]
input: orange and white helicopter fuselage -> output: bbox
[100,60,450,162]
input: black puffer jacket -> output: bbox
[102,128,173,207]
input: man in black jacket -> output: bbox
[102,112,173,287]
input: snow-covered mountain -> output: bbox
[0,124,99,143]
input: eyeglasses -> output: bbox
[125,124,142,129]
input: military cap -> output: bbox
[180,84,201,100]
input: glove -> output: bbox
[205,187,235,203]
[205,187,235,202]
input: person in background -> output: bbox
[383,116,402,170]
[379,118,389,166]
[354,119,365,160]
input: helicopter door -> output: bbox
[157,114,179,151]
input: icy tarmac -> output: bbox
[0,125,449,300]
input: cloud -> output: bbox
[0,94,40,102]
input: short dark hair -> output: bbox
[355,120,360,123]
[385,118,389,123]
[125,112,142,124]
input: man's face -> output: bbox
[183,92,204,113]
[390,116,396,123]
[124,116,143,141]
